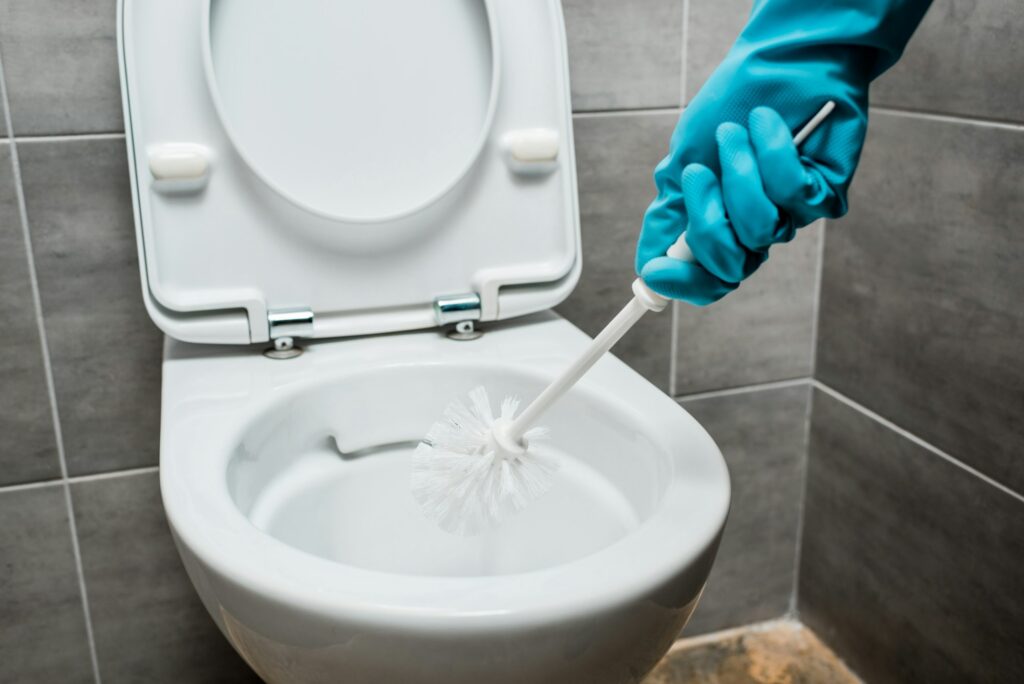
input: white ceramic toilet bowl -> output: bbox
[160,313,730,684]
[122,2,732,680]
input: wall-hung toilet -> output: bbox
[118,1,731,682]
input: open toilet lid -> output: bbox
[119,0,581,344]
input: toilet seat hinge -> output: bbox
[265,307,314,358]
[433,293,483,340]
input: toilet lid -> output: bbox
[120,0,580,344]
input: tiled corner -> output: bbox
[684,0,751,102]
[0,143,60,485]
[800,389,1024,683]
[679,384,810,635]
[871,0,1024,124]
[674,223,819,395]
[19,137,163,476]
[817,112,1024,492]
[72,471,261,684]
[558,111,679,391]
[0,484,94,683]
[562,0,682,111]
[0,0,123,135]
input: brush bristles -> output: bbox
[411,386,558,535]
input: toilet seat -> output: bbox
[161,314,730,624]
[120,0,581,346]
[202,0,500,224]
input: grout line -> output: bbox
[9,108,1014,139]
[13,131,126,143]
[801,219,829,614]
[809,219,827,376]
[668,301,679,396]
[680,0,690,105]
[0,466,160,495]
[675,376,811,403]
[0,51,103,684]
[0,478,64,494]
[667,0,686,399]
[788,382,817,618]
[67,465,159,485]
[656,0,688,399]
[812,381,1024,505]
[870,105,1024,132]
[572,106,681,119]
[670,617,800,652]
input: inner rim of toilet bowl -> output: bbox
[225,365,673,578]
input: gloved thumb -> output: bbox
[640,256,736,306]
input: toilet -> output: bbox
[118,1,731,682]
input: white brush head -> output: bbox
[411,386,559,535]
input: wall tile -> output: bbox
[800,390,1024,683]
[19,138,162,476]
[0,143,59,484]
[0,484,93,683]
[685,0,751,102]
[0,0,122,135]
[559,112,678,391]
[817,113,1024,492]
[72,471,260,684]
[872,0,1024,124]
[562,0,682,111]
[679,384,809,635]
[674,223,819,395]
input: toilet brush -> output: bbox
[411,101,836,535]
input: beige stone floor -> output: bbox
[644,621,861,684]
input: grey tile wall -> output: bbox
[562,0,682,111]
[72,471,260,684]
[679,384,810,635]
[0,1,873,682]
[804,1,1024,677]
[675,223,819,394]
[0,484,93,683]
[817,113,1024,492]
[558,111,679,392]
[19,138,163,477]
[0,0,123,135]
[800,389,1024,683]
[0,142,59,484]
[872,0,1024,123]
[684,0,751,102]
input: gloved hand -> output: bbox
[636,0,932,305]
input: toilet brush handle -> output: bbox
[506,285,661,441]
[506,101,836,443]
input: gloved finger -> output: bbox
[636,190,686,275]
[716,122,779,252]
[681,163,749,284]
[640,256,736,306]
[748,106,832,231]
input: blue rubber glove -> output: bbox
[637,0,932,305]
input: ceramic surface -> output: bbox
[160,314,730,684]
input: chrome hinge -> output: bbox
[266,307,314,357]
[433,293,482,340]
